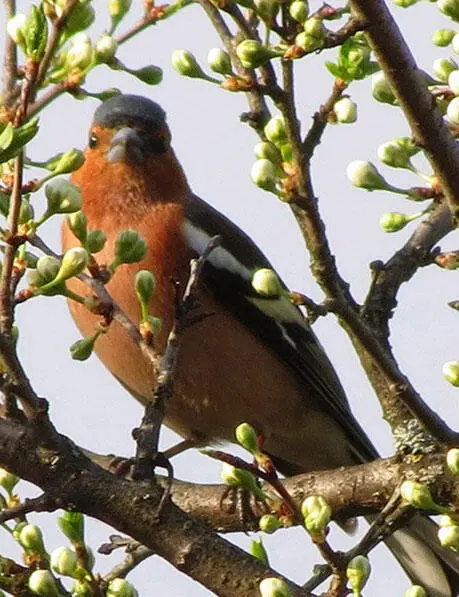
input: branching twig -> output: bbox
[0,493,57,523]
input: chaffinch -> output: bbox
[62,94,459,596]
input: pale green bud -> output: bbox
[252,268,283,297]
[259,577,292,597]
[107,578,138,597]
[235,422,258,454]
[67,211,87,243]
[66,33,93,70]
[438,524,459,549]
[303,17,326,41]
[453,33,459,54]
[19,197,34,224]
[394,137,420,158]
[114,230,147,265]
[371,72,397,105]
[85,229,106,253]
[129,65,163,85]
[377,141,412,168]
[295,30,322,52]
[18,524,46,555]
[7,14,27,47]
[58,511,84,543]
[264,115,288,148]
[50,148,85,175]
[449,70,459,95]
[400,480,437,509]
[109,0,132,28]
[448,96,459,123]
[251,159,278,193]
[250,538,269,566]
[405,586,427,597]
[95,34,118,63]
[51,545,78,577]
[135,270,156,306]
[254,142,282,166]
[70,335,96,360]
[171,49,207,79]
[65,2,95,34]
[254,0,279,20]
[220,463,264,500]
[236,40,274,69]
[333,97,357,123]
[438,0,459,22]
[379,212,411,233]
[346,555,371,596]
[45,178,82,214]
[346,160,390,191]
[28,570,60,597]
[446,448,459,475]
[301,495,332,534]
[207,48,233,76]
[443,361,459,387]
[289,0,309,23]
[259,514,282,534]
[36,255,60,284]
[73,580,92,596]
[433,57,457,82]
[432,29,455,46]
[55,247,89,282]
[393,0,418,6]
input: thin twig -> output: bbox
[0,493,57,523]
[103,545,154,582]
[2,0,17,106]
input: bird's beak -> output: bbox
[107,127,146,164]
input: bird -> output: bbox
[62,93,459,596]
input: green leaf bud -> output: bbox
[252,268,283,297]
[37,255,60,284]
[67,211,87,243]
[0,467,18,493]
[438,0,459,22]
[66,33,93,70]
[449,70,459,95]
[432,29,455,47]
[107,578,138,597]
[371,72,397,105]
[250,538,269,565]
[18,524,47,555]
[7,13,27,47]
[453,33,459,54]
[333,97,357,123]
[400,480,437,509]
[443,361,459,387]
[301,495,332,534]
[254,0,280,20]
[259,514,282,534]
[264,115,288,148]
[289,0,309,23]
[85,229,106,253]
[129,65,163,85]
[346,555,371,596]
[114,230,147,265]
[28,570,60,597]
[109,0,132,29]
[208,48,233,76]
[65,2,95,35]
[259,577,292,597]
[438,524,459,549]
[19,197,34,224]
[172,49,207,79]
[254,142,282,166]
[51,545,78,577]
[50,148,85,175]
[236,40,275,69]
[24,5,48,61]
[220,463,265,500]
[251,159,278,193]
[405,587,427,597]
[235,422,258,454]
[135,269,156,306]
[379,212,411,233]
[446,448,459,475]
[54,247,89,282]
[0,118,39,163]
[433,57,457,82]
[448,97,459,123]
[346,160,391,191]
[58,511,84,543]
[70,335,96,361]
[45,178,82,215]
[377,141,412,168]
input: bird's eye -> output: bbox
[89,133,99,148]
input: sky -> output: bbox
[2,0,459,595]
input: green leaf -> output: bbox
[24,5,48,61]
[0,118,39,164]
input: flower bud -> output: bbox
[333,97,357,123]
[58,511,84,543]
[393,0,418,6]
[109,0,132,28]
[51,148,85,175]
[73,580,92,596]
[264,115,288,147]
[55,248,88,283]
[135,270,156,306]
[304,17,325,40]
[259,514,282,534]
[378,141,412,169]
[28,570,60,597]
[438,0,459,22]
[443,361,459,387]
[107,578,138,597]
[129,65,163,85]
[51,545,78,577]
[220,463,265,500]
[259,577,292,597]
[114,230,147,266]
[438,524,459,549]
[252,268,283,297]
[405,586,427,597]
[45,179,82,215]
[7,13,26,47]
[433,57,457,82]
[172,49,207,79]
[67,211,87,243]
[254,142,282,166]
[371,72,397,105]
[346,555,371,596]
[85,229,106,253]
[70,334,96,361]
[235,422,258,454]
[37,255,60,284]
[400,480,437,510]
[301,495,332,534]
[250,538,269,565]
[0,468,18,493]
[236,40,274,69]
[207,48,233,76]
[449,96,459,124]
[447,448,459,475]
[19,198,34,224]
[95,34,117,63]
[432,29,455,47]
[379,212,411,233]
[65,2,95,34]
[289,0,309,23]
[453,33,459,54]
[251,159,278,193]
[66,33,93,71]
[449,70,459,95]
[18,524,46,555]
[254,0,279,20]
[346,160,390,191]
